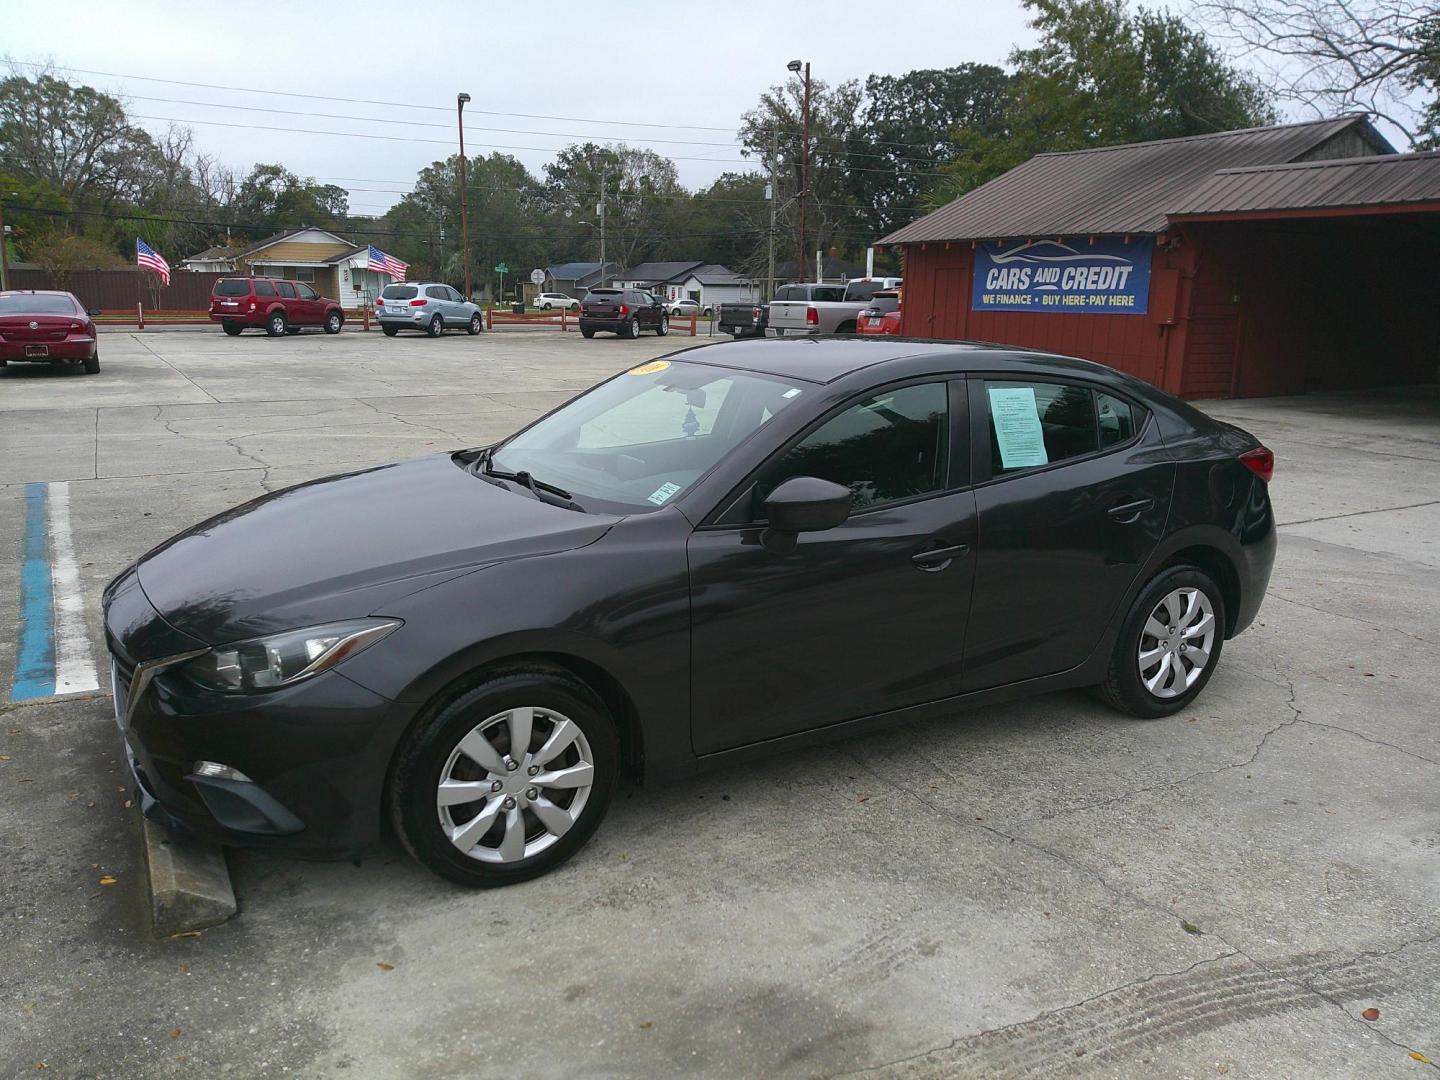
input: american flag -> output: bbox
[136,238,171,285]
[367,244,408,282]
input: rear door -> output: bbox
[274,281,302,324]
[961,377,1174,690]
[425,285,452,325]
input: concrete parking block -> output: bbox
[141,813,236,937]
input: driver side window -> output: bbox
[749,382,950,517]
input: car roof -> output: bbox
[0,289,78,298]
[669,336,1166,398]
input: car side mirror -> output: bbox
[762,476,852,552]
[87,307,102,317]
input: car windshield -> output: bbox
[213,279,250,297]
[0,293,77,314]
[488,360,805,513]
[381,285,418,300]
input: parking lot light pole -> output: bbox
[457,93,471,301]
[787,59,810,283]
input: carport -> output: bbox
[1166,152,1440,398]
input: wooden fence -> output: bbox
[6,268,228,310]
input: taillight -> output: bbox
[806,306,819,325]
[618,304,629,316]
[409,298,427,307]
[248,302,256,312]
[752,307,762,320]
[1239,446,1274,483]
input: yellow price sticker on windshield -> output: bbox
[627,360,671,375]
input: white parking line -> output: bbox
[45,481,100,694]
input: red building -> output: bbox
[881,117,1440,399]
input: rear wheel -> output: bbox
[267,311,287,337]
[324,310,344,334]
[656,315,669,336]
[83,352,101,374]
[382,326,399,337]
[389,669,619,887]
[468,313,483,335]
[1099,566,1226,718]
[624,317,639,339]
[836,320,857,335]
[427,314,444,338]
[540,302,552,310]
[580,327,595,339]
[222,321,242,337]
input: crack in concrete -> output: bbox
[131,335,221,404]
[1280,498,1440,528]
[1267,591,1439,648]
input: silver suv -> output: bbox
[376,283,484,337]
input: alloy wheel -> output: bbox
[437,706,595,864]
[1138,587,1216,699]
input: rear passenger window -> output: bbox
[254,281,276,297]
[985,380,1097,475]
[426,286,448,300]
[276,281,296,298]
[1097,392,1138,448]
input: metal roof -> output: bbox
[880,117,1385,244]
[617,261,704,283]
[546,261,605,279]
[1168,151,1440,217]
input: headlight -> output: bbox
[182,619,401,693]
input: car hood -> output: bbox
[136,453,616,643]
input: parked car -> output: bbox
[718,301,768,339]
[535,292,580,311]
[667,298,713,317]
[210,277,345,337]
[857,290,902,336]
[377,283,484,337]
[0,290,102,374]
[104,338,1275,887]
[768,277,903,337]
[578,288,669,338]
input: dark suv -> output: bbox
[578,288,668,338]
[210,277,345,337]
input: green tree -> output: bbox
[681,171,771,274]
[232,164,350,235]
[543,143,688,270]
[847,65,1012,235]
[927,0,1275,207]
[738,75,864,266]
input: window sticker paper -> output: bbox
[988,386,1049,469]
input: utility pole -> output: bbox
[766,131,777,301]
[787,59,810,282]
[598,190,606,285]
[457,92,471,300]
[0,198,8,292]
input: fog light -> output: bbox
[192,760,253,783]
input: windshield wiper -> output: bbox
[476,451,582,511]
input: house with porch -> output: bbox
[195,228,405,302]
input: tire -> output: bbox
[836,321,857,335]
[266,311,287,337]
[703,306,713,317]
[427,314,444,338]
[655,315,669,337]
[388,668,619,887]
[468,313,483,335]
[1098,565,1226,718]
[541,302,551,311]
[382,326,399,337]
[83,352,100,374]
[222,321,242,337]
[324,310,344,334]
[623,317,639,339]
[285,326,302,335]
[569,302,579,312]
[580,327,595,339]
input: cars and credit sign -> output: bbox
[972,237,1152,315]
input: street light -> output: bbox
[456,92,471,300]
[786,60,811,282]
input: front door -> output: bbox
[688,379,977,755]
[962,377,1174,690]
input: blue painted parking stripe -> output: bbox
[13,483,56,701]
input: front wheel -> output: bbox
[468,313,483,335]
[655,315,669,336]
[324,310,343,334]
[389,669,619,887]
[1099,566,1226,718]
[426,314,444,338]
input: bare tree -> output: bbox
[1189,0,1438,144]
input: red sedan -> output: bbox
[0,290,102,374]
[856,290,902,336]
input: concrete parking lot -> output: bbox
[1,329,1437,1078]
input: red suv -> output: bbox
[210,277,345,337]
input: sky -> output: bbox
[2,0,1039,215]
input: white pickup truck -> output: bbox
[768,278,903,336]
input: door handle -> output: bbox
[912,543,970,568]
[1107,498,1155,524]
